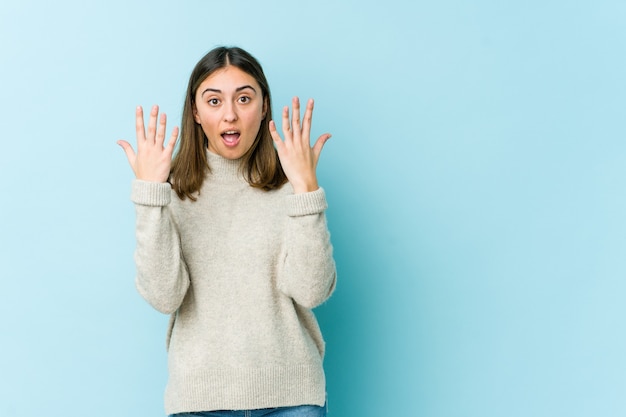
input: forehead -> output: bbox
[197,65,260,93]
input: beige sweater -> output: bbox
[131,151,336,415]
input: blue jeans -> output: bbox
[170,404,327,417]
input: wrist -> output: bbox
[291,180,319,194]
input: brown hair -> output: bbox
[170,46,287,200]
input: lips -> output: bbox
[221,130,241,147]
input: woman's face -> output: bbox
[193,65,266,159]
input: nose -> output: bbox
[223,101,238,122]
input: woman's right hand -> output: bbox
[117,105,179,182]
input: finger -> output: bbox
[269,120,285,151]
[146,105,159,142]
[301,98,314,142]
[312,133,332,160]
[291,97,301,136]
[281,105,291,142]
[117,140,137,166]
[165,126,180,154]
[155,112,167,146]
[269,119,279,139]
[135,106,146,143]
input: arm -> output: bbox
[278,188,337,308]
[269,97,336,308]
[132,180,190,314]
[118,106,186,313]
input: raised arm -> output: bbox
[118,106,189,314]
[270,97,336,307]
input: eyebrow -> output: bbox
[201,85,257,97]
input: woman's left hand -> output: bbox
[270,97,331,194]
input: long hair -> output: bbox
[170,46,287,200]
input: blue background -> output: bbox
[1,0,625,416]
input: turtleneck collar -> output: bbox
[206,149,245,181]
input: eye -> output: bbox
[238,96,251,104]
[208,98,220,106]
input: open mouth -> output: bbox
[221,130,241,147]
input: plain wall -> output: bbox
[1,0,625,416]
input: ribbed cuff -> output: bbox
[131,180,172,206]
[286,187,328,217]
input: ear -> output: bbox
[193,103,200,124]
[262,97,268,119]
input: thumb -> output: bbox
[117,140,137,168]
[312,133,331,160]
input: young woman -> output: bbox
[117,46,336,417]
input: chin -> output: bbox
[219,147,247,160]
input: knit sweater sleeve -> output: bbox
[278,187,337,309]
[131,180,190,314]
